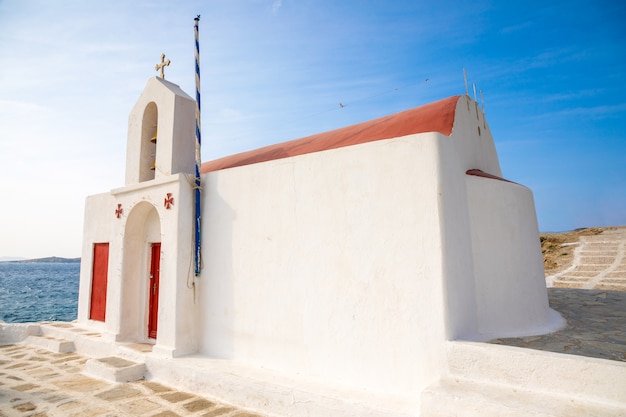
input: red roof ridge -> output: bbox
[466,169,517,184]
[202,95,461,173]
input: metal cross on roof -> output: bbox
[155,53,171,79]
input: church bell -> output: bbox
[150,128,158,143]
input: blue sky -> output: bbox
[1,0,624,258]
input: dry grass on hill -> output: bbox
[540,227,605,273]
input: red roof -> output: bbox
[201,95,461,173]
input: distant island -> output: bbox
[3,256,81,264]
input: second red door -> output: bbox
[148,243,161,339]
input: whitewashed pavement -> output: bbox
[0,340,265,417]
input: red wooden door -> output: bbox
[148,243,161,339]
[89,243,109,322]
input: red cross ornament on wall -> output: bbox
[164,193,174,209]
[115,203,123,219]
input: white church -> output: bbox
[66,74,623,416]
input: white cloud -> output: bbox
[272,0,282,15]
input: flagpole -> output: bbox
[193,15,202,276]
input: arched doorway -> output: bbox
[119,202,162,343]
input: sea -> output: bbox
[0,262,80,323]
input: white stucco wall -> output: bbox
[435,97,502,341]
[200,133,450,397]
[78,175,198,356]
[78,75,199,357]
[113,176,198,357]
[125,77,196,185]
[77,192,117,333]
[434,97,561,340]
[194,95,556,399]
[466,176,565,338]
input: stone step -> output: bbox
[444,341,626,406]
[117,342,154,363]
[420,377,622,417]
[419,341,626,416]
[0,323,40,344]
[24,335,75,353]
[84,356,146,383]
[39,322,94,340]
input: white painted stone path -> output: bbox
[547,227,626,291]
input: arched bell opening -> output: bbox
[140,102,158,182]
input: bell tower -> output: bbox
[125,75,196,185]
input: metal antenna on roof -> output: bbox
[480,89,484,111]
[473,83,477,102]
[463,68,469,96]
